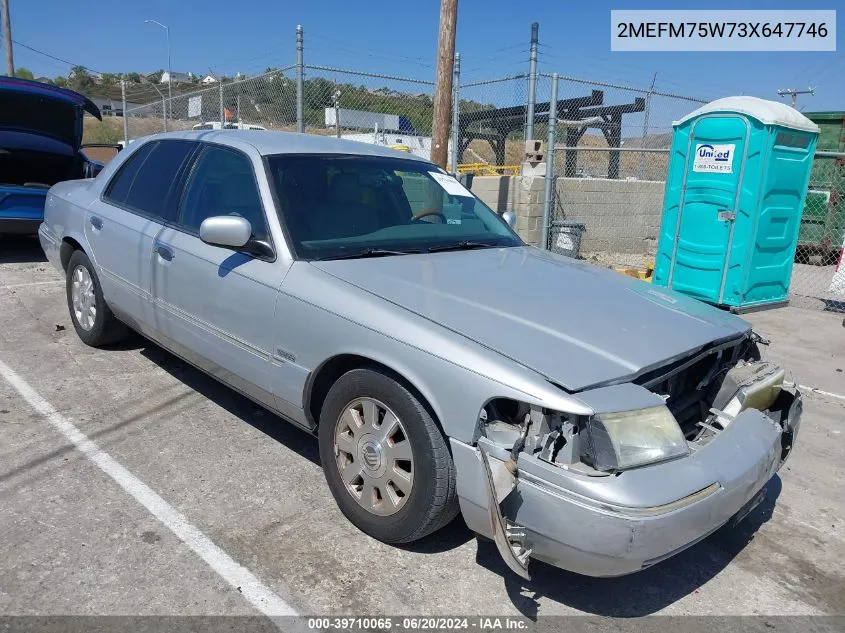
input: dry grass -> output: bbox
[462,133,669,180]
[83,115,345,144]
[85,116,668,181]
[83,116,198,144]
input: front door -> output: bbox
[151,143,284,409]
[667,115,749,303]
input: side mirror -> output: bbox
[502,210,516,229]
[199,216,252,249]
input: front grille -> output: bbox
[635,340,745,438]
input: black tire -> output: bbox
[65,249,127,347]
[318,367,459,543]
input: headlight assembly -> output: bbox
[582,405,689,471]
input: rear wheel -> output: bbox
[65,250,127,347]
[318,368,459,543]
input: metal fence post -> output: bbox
[525,22,538,142]
[296,24,304,133]
[219,80,224,128]
[450,52,460,174]
[120,80,128,144]
[150,84,167,132]
[540,73,558,250]
[638,72,657,180]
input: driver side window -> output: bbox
[177,145,269,242]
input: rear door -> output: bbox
[667,115,749,303]
[86,140,197,326]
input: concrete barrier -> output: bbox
[469,175,546,246]
[469,174,665,254]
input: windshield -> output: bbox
[265,153,522,260]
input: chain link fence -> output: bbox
[790,152,845,312]
[548,148,845,314]
[455,74,532,169]
[82,29,843,314]
[301,65,436,160]
[541,74,706,270]
[123,67,298,139]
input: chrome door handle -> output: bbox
[90,216,103,230]
[154,244,174,261]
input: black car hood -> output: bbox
[0,77,101,151]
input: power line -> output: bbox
[461,51,529,75]
[307,42,434,70]
[487,41,530,54]
[309,33,433,66]
[806,54,844,86]
[11,47,70,74]
[1,37,105,75]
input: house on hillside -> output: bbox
[160,71,195,84]
[201,75,218,85]
[89,97,144,117]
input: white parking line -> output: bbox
[0,357,298,618]
[787,382,845,402]
[2,280,63,288]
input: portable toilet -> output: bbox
[653,96,819,312]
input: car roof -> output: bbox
[147,129,433,163]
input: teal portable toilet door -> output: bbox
[667,115,749,303]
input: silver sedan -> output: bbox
[39,130,801,579]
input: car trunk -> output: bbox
[0,83,94,187]
[0,144,84,187]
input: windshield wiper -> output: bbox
[427,240,499,253]
[321,248,420,261]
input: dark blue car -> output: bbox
[0,77,107,235]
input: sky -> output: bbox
[4,0,843,113]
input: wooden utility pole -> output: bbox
[1,0,13,76]
[430,0,457,168]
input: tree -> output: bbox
[54,75,68,87]
[69,65,92,93]
[127,72,141,83]
[100,73,119,86]
[14,67,34,80]
[305,77,334,109]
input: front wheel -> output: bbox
[65,250,127,347]
[318,368,459,543]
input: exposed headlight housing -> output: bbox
[582,405,689,471]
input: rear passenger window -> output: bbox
[177,145,269,242]
[104,140,196,220]
[104,142,154,205]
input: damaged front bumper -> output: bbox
[453,390,801,579]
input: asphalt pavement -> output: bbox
[1,235,843,625]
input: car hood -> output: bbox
[311,246,751,391]
[0,77,101,150]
